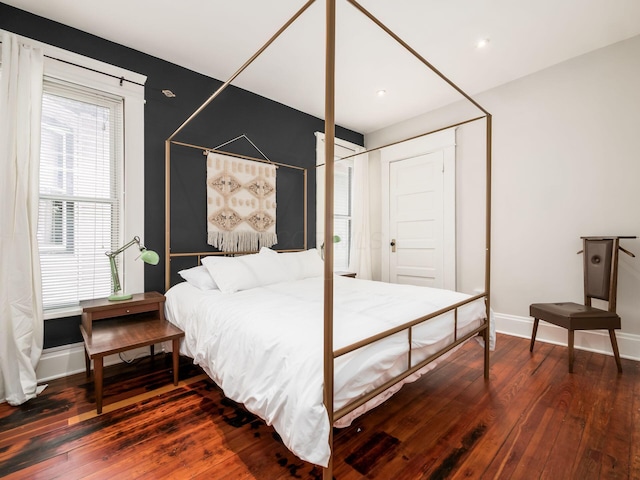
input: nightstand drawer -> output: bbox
[88,302,157,321]
[80,291,165,336]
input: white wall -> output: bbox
[367,108,488,292]
[366,35,640,359]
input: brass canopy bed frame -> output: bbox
[163,1,492,478]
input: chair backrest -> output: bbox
[583,238,618,312]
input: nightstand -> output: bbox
[80,292,184,414]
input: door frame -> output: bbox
[380,128,456,289]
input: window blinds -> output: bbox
[333,162,352,270]
[38,80,123,310]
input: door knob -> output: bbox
[390,239,396,253]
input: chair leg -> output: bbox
[609,329,623,373]
[568,329,575,373]
[530,318,539,352]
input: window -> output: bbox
[1,31,147,317]
[38,81,123,309]
[333,161,353,271]
[315,132,363,272]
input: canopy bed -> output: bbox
[163,1,492,478]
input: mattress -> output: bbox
[164,275,492,467]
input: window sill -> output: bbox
[44,305,81,320]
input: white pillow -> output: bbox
[178,265,218,290]
[203,252,291,293]
[278,248,324,280]
[200,255,238,287]
[259,246,277,256]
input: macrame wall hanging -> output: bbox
[206,151,277,252]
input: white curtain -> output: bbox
[348,153,372,280]
[0,33,45,405]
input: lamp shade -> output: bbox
[140,249,159,265]
[320,235,341,260]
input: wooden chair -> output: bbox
[529,236,635,373]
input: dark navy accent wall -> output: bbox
[0,3,363,348]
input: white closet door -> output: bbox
[380,128,456,289]
[389,151,444,287]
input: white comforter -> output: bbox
[164,276,490,467]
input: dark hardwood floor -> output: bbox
[1,333,638,479]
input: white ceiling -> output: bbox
[4,0,640,133]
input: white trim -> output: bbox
[380,128,456,287]
[494,311,640,362]
[315,132,365,250]
[378,128,457,159]
[122,93,147,295]
[37,312,640,383]
[43,305,81,320]
[38,311,639,382]
[35,342,166,383]
[35,343,86,382]
[314,131,363,157]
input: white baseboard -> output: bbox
[494,312,640,362]
[36,313,639,383]
[36,342,168,383]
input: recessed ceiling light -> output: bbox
[377,89,387,97]
[476,38,490,49]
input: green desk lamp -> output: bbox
[320,235,341,260]
[106,236,159,301]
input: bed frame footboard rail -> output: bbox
[334,321,488,422]
[332,293,490,422]
[333,293,487,359]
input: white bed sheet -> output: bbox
[164,276,492,467]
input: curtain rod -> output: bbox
[44,54,145,87]
[0,39,145,87]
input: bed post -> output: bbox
[165,139,171,293]
[304,168,308,250]
[484,113,492,380]
[323,0,336,478]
